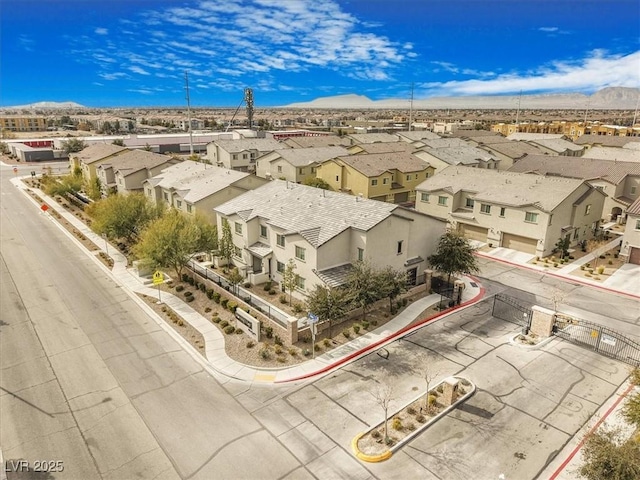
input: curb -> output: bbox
[351,433,393,463]
[475,251,640,300]
[276,282,487,383]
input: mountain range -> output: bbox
[284,87,640,110]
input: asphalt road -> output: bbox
[0,165,300,479]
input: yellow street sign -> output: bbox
[152,271,163,285]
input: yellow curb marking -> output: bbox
[351,432,393,463]
[253,373,276,382]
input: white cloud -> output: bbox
[421,50,640,96]
[538,27,558,32]
[129,66,150,75]
[100,72,128,80]
[95,27,108,35]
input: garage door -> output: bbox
[501,233,537,254]
[629,247,640,265]
[459,224,488,242]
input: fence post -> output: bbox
[595,325,602,352]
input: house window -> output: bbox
[573,229,579,240]
[357,247,364,261]
[499,207,506,217]
[146,188,151,196]
[438,196,447,206]
[232,154,238,160]
[480,204,491,214]
[421,193,430,202]
[415,174,419,179]
[276,261,285,273]
[371,179,378,186]
[311,167,316,173]
[234,246,242,258]
[295,276,305,290]
[465,198,474,208]
[335,176,339,182]
[585,204,591,215]
[406,175,411,181]
[277,166,282,173]
[235,222,242,234]
[548,214,553,226]
[397,240,403,254]
[295,246,306,261]
[176,200,182,208]
[525,212,538,223]
[632,186,637,195]
[187,204,192,213]
[276,234,285,247]
[383,178,389,185]
[250,153,256,159]
[635,219,640,230]
[260,225,267,238]
[243,153,248,159]
[163,192,169,202]
[299,168,304,175]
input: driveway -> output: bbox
[602,262,640,296]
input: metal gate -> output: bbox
[492,294,533,329]
[554,316,640,367]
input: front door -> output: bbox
[252,255,262,273]
[407,267,417,286]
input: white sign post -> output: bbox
[308,313,319,359]
[152,271,164,304]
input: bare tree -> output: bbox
[424,367,440,413]
[550,289,566,315]
[370,382,395,445]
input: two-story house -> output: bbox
[415,145,500,171]
[96,150,178,196]
[255,146,348,183]
[207,138,287,172]
[416,166,606,257]
[69,144,128,182]
[620,197,640,264]
[142,162,268,225]
[214,180,446,298]
[509,155,640,224]
[316,152,434,205]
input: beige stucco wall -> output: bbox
[621,214,640,258]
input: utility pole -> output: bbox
[408,83,414,132]
[185,71,194,156]
[632,93,639,126]
[515,90,522,126]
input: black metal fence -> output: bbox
[187,261,290,328]
[554,316,640,367]
[492,294,533,329]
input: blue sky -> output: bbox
[1,0,638,107]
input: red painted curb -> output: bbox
[548,383,635,480]
[475,252,640,300]
[276,280,486,384]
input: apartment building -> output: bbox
[207,138,287,172]
[0,116,47,132]
[69,144,129,182]
[255,146,348,183]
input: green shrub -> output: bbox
[177,319,184,326]
[407,406,417,415]
[553,263,558,267]
[342,329,350,339]
[608,260,613,265]
[235,328,243,334]
[314,342,322,351]
[181,273,189,282]
[580,265,585,271]
[260,348,271,359]
[264,326,273,338]
[243,282,251,288]
[204,307,211,313]
[274,335,283,346]
[185,296,194,302]
[568,255,575,260]
[353,324,360,334]
[276,356,286,363]
[246,340,256,348]
[206,289,214,299]
[274,345,283,355]
[184,291,193,298]
[279,294,288,304]
[199,283,206,292]
[406,423,416,431]
[361,321,369,330]
[187,276,195,285]
[227,301,238,313]
[402,298,408,306]
[371,430,381,439]
[323,338,331,347]
[263,282,272,291]
[303,349,311,357]
[428,394,438,406]
[175,285,185,292]
[219,320,229,328]
[597,265,605,274]
[212,316,220,323]
[292,303,304,314]
[436,384,444,393]
[213,292,220,303]
[224,325,235,334]
[220,297,229,308]
[288,348,298,356]
[371,320,378,326]
[269,289,276,295]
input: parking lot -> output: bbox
[246,297,631,480]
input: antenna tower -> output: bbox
[244,88,254,129]
[184,71,194,155]
[408,83,414,132]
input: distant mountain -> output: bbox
[285,87,640,110]
[3,101,86,110]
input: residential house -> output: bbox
[214,180,446,296]
[69,143,129,182]
[509,155,640,224]
[206,138,287,172]
[143,162,268,225]
[620,197,640,264]
[95,150,177,196]
[476,141,544,170]
[396,130,441,147]
[415,145,500,171]
[316,152,434,204]
[255,146,348,183]
[415,166,606,257]
[524,138,584,157]
[346,141,416,155]
[345,133,401,145]
[574,135,640,150]
[282,135,351,149]
[582,147,640,162]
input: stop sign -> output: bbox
[41,204,49,212]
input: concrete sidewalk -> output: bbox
[12,176,483,384]
[477,237,640,298]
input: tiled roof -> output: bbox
[627,197,640,216]
[582,147,640,162]
[529,138,584,153]
[149,162,250,203]
[508,154,640,185]
[214,138,287,153]
[283,136,351,148]
[574,135,640,147]
[449,130,504,139]
[99,150,172,176]
[314,263,354,287]
[507,133,567,141]
[75,144,128,164]
[480,141,544,158]
[416,165,587,212]
[350,142,416,154]
[420,145,497,166]
[420,138,469,149]
[248,242,272,258]
[215,180,399,248]
[346,133,400,144]
[333,152,430,176]
[266,146,348,167]
[396,131,440,142]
